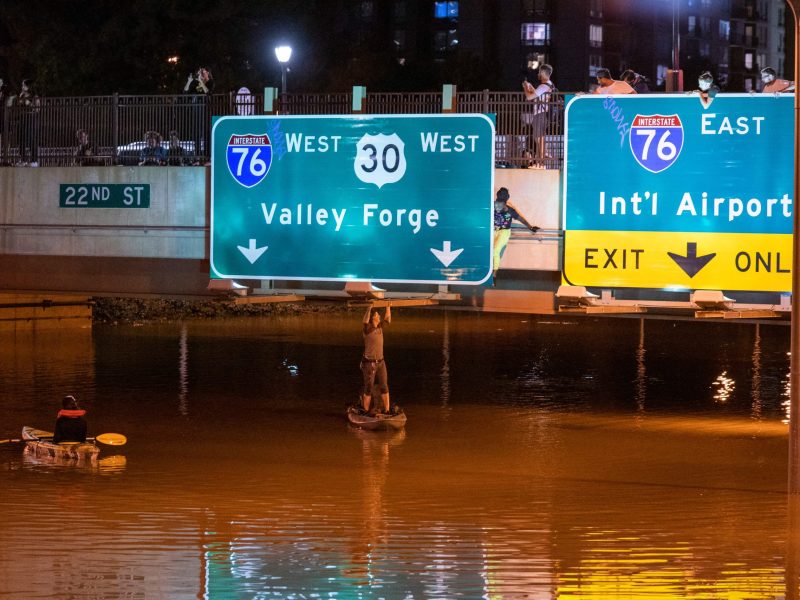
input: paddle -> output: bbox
[0,433,127,446]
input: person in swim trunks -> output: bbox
[360,303,391,414]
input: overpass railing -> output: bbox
[0,90,565,169]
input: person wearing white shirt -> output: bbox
[592,68,635,95]
[521,64,555,165]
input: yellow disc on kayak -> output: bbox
[95,433,127,446]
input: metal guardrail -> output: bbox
[0,90,565,169]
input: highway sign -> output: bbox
[211,114,495,283]
[564,94,794,292]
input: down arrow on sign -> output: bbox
[667,242,716,278]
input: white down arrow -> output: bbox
[237,239,268,264]
[430,241,464,267]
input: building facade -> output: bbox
[346,0,789,92]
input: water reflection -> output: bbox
[712,370,736,403]
[440,313,451,409]
[784,352,792,425]
[0,314,795,598]
[636,318,646,413]
[752,324,763,420]
[179,324,188,416]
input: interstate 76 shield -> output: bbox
[226,133,272,188]
[628,114,684,173]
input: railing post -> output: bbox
[442,84,457,113]
[112,93,119,165]
[1,98,6,165]
[264,87,279,115]
[352,86,367,114]
[483,89,490,114]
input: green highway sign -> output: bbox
[210,114,494,284]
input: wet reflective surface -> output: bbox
[0,312,796,598]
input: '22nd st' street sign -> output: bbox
[564,94,794,293]
[211,114,495,284]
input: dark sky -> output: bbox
[0,0,498,96]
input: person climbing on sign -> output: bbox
[493,187,539,286]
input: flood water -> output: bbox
[0,311,797,598]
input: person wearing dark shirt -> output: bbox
[695,71,720,108]
[139,131,166,166]
[620,69,650,94]
[166,130,187,166]
[53,395,88,444]
[74,129,95,166]
[493,187,539,285]
[17,79,40,167]
[360,304,391,414]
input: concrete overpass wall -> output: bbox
[0,166,561,295]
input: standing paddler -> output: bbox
[360,303,391,415]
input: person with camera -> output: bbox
[183,67,214,163]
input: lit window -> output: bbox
[589,24,603,47]
[526,52,546,71]
[434,30,447,52]
[394,29,406,50]
[521,22,549,45]
[590,0,603,18]
[719,20,729,40]
[744,78,754,92]
[361,0,374,18]
[745,52,753,69]
[434,1,458,19]
[448,29,458,47]
[656,64,668,86]
[700,41,710,57]
[588,54,603,77]
[688,16,696,34]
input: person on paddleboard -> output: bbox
[53,395,88,444]
[361,304,391,414]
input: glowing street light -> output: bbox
[275,45,292,94]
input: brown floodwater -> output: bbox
[0,311,796,598]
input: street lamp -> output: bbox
[275,45,292,94]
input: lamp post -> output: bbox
[275,45,292,94]
[787,0,800,497]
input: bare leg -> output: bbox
[381,393,390,413]
[361,394,371,412]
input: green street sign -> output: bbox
[210,114,494,284]
[59,184,150,208]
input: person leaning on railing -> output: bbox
[166,130,187,166]
[74,129,96,166]
[760,67,794,93]
[16,79,40,167]
[138,131,166,166]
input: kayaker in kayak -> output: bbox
[53,395,88,444]
[361,304,391,415]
